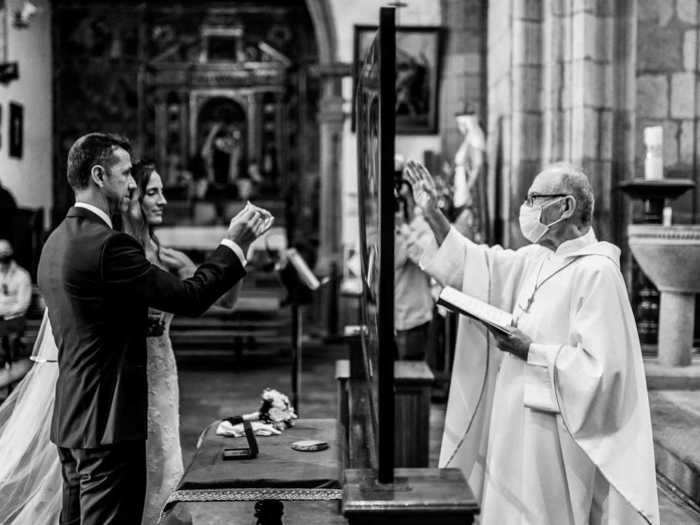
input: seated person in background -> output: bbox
[0,239,33,388]
[394,168,435,361]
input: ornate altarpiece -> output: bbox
[146,11,291,193]
[53,2,320,244]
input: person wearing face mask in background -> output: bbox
[0,239,32,389]
[404,160,659,525]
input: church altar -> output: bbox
[155,225,287,258]
[160,418,344,524]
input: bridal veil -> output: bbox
[0,310,61,524]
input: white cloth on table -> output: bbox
[216,420,282,437]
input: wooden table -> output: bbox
[160,418,347,525]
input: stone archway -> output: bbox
[305,0,337,66]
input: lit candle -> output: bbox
[643,126,663,180]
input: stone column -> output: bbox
[487,0,544,246]
[316,93,344,274]
[313,63,350,337]
[486,0,515,244]
[179,91,189,168]
[439,0,487,155]
[313,63,351,276]
[658,291,695,366]
[247,93,260,162]
[154,92,168,179]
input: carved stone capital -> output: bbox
[318,95,345,124]
[309,62,352,78]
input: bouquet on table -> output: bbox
[217,388,298,437]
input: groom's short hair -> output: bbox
[66,133,132,190]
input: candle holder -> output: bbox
[618,179,695,223]
[618,178,695,352]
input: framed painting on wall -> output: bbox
[353,25,442,135]
[9,102,23,159]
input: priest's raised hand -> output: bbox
[404,159,438,211]
[415,161,659,525]
[404,160,451,245]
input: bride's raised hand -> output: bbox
[159,247,196,277]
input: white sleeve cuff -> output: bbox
[523,343,561,414]
[419,227,468,287]
[219,239,247,267]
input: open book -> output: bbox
[437,286,513,335]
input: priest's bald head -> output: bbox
[520,162,594,250]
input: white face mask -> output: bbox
[518,197,569,243]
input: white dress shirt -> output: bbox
[74,201,112,229]
[73,201,246,266]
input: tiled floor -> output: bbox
[177,343,700,524]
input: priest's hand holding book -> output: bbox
[436,286,532,361]
[487,324,532,361]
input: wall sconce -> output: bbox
[13,1,39,29]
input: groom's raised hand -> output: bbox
[226,203,274,254]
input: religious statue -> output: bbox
[201,122,243,187]
[452,106,486,242]
[198,121,245,223]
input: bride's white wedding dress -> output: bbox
[0,309,184,525]
[143,309,184,525]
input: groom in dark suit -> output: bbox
[38,133,272,525]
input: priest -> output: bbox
[404,161,659,525]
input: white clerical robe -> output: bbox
[421,227,659,525]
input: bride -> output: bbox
[0,160,238,524]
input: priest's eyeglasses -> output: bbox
[524,193,570,207]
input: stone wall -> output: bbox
[439,0,487,157]
[487,0,515,243]
[636,0,699,222]
[487,0,636,246]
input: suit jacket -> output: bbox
[38,206,245,448]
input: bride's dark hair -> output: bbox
[122,160,162,262]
